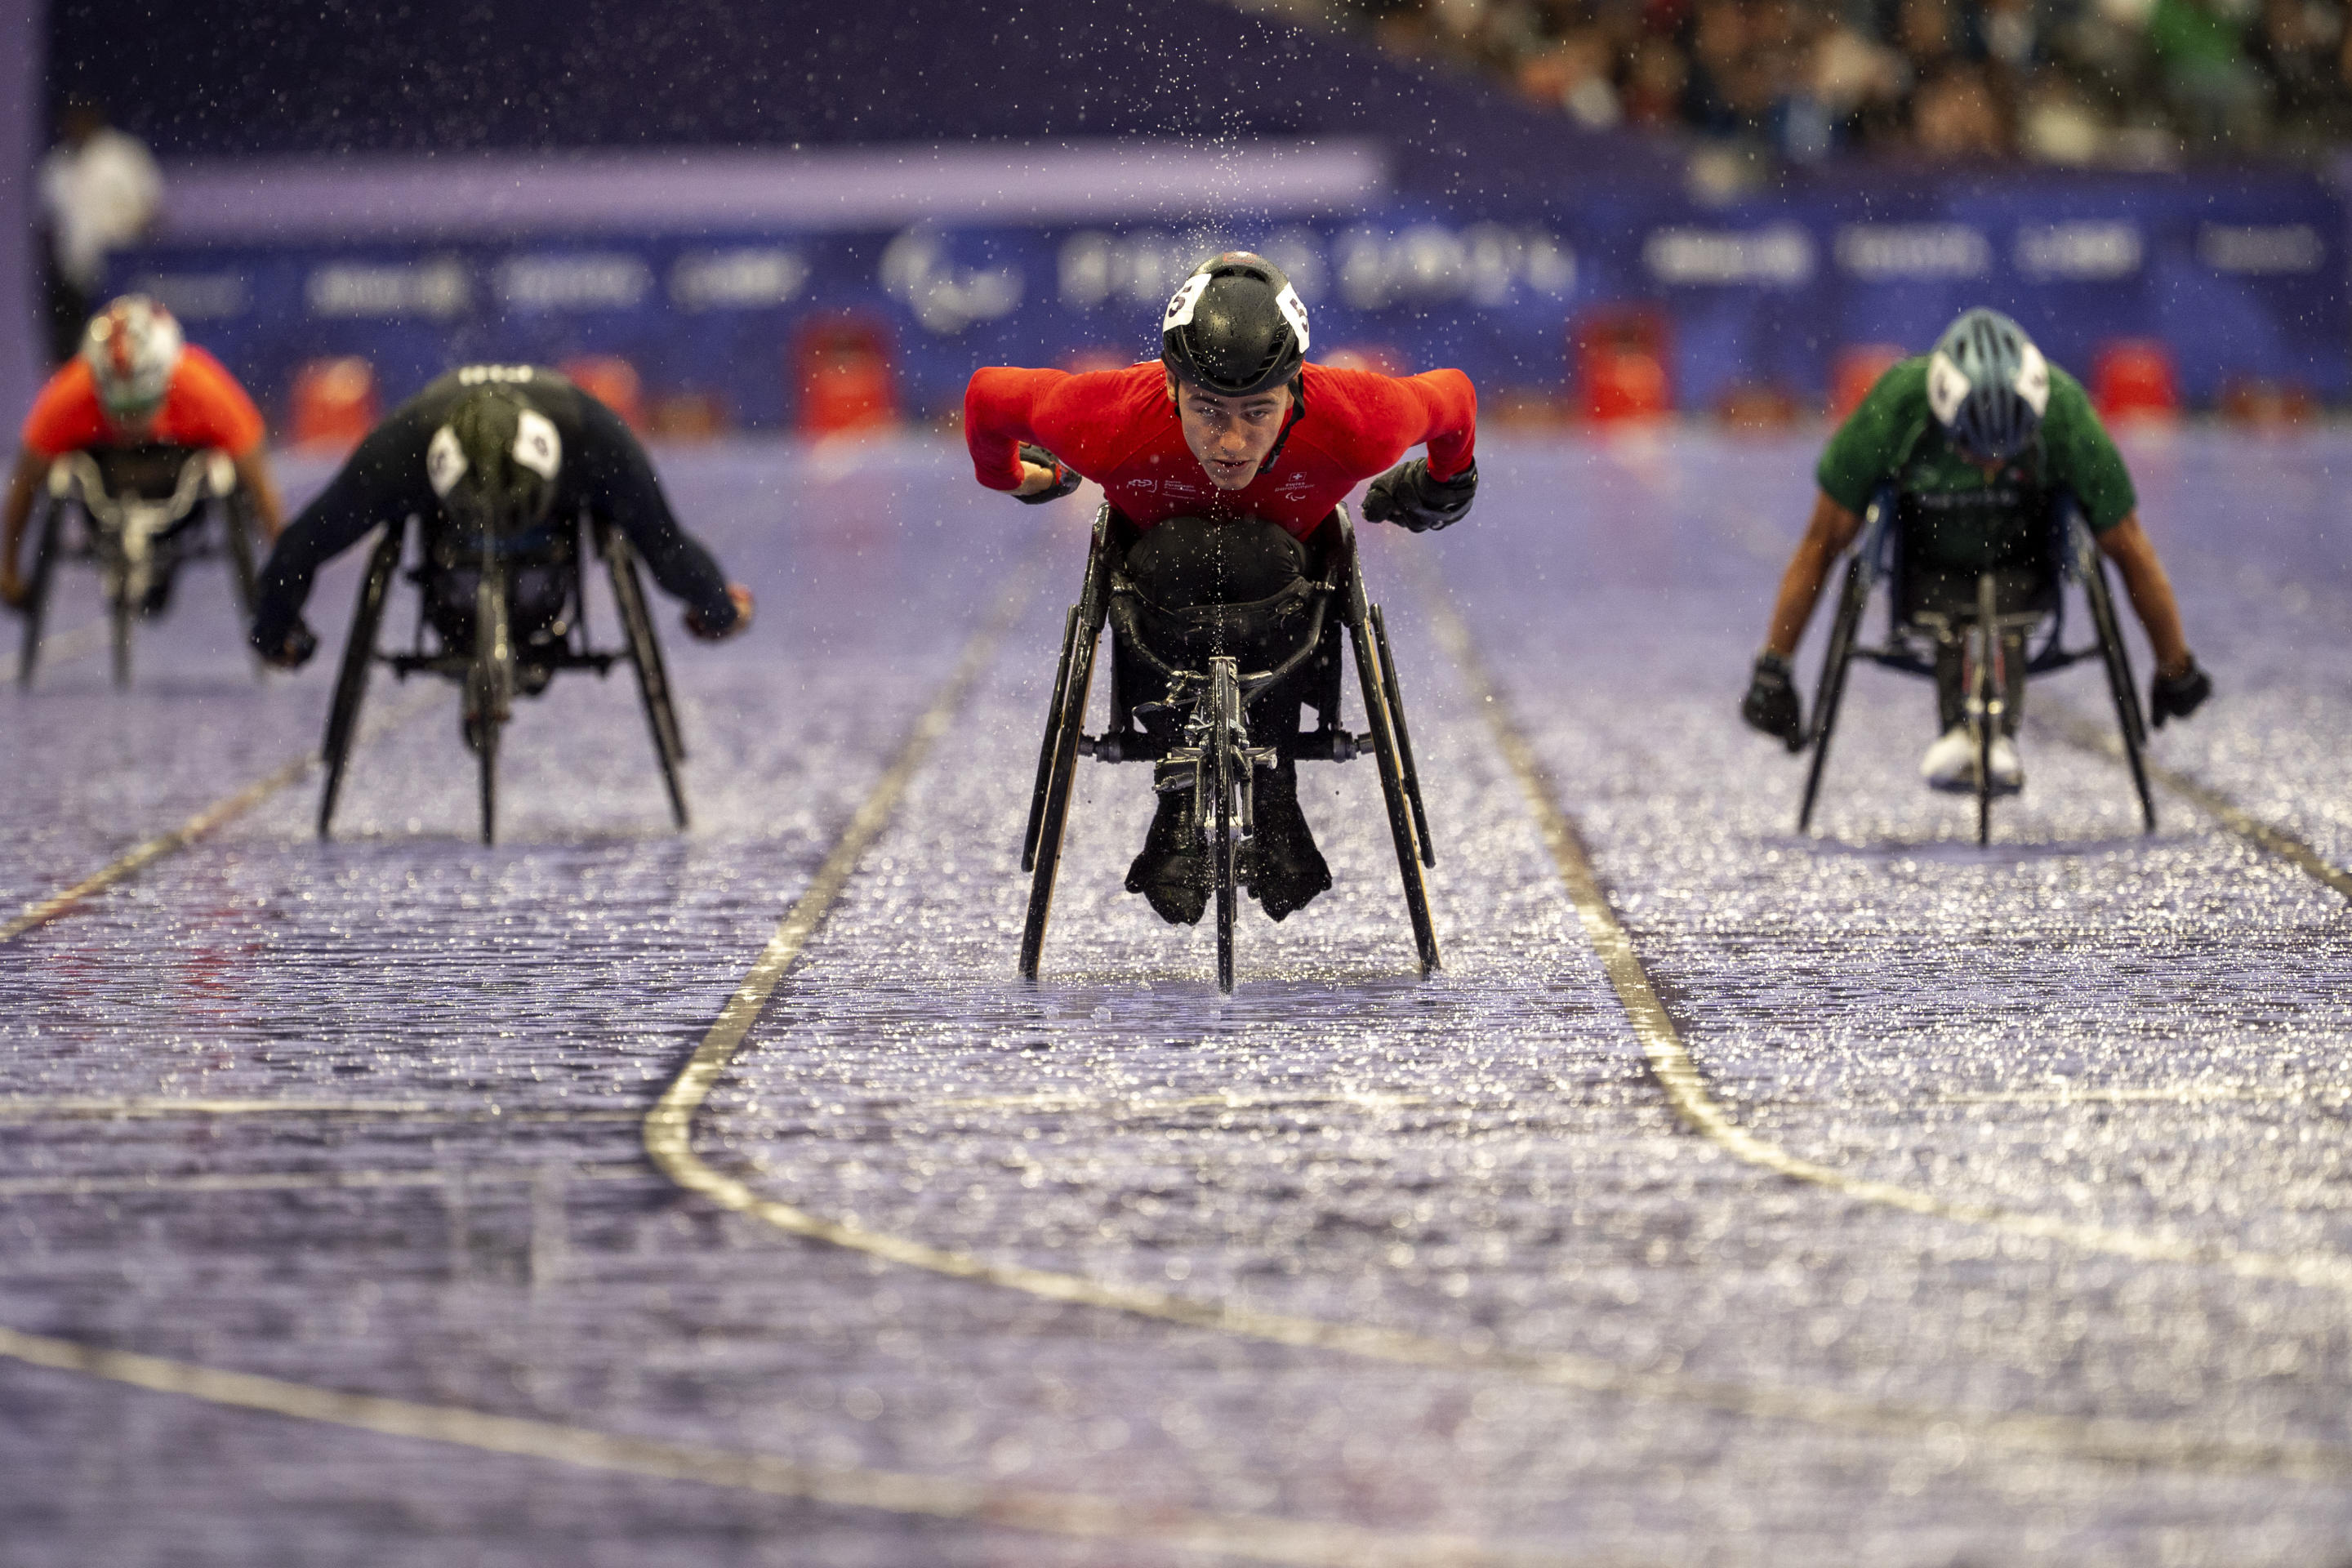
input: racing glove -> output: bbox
[2149,656,2212,728]
[684,583,755,643]
[1362,458,1477,533]
[1014,443,1083,506]
[1741,651,1804,751]
[253,617,318,670]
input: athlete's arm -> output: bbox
[1762,490,1864,660]
[0,449,46,608]
[250,421,425,657]
[233,451,286,542]
[964,367,1075,493]
[576,397,747,639]
[2095,514,2190,677]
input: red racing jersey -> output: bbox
[20,345,267,461]
[964,360,1476,538]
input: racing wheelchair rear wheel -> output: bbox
[1344,545,1440,977]
[318,522,405,839]
[1797,552,1873,835]
[1019,514,1114,982]
[2074,525,2157,834]
[602,525,690,830]
[16,501,65,688]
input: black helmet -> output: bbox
[1927,307,2050,464]
[1160,252,1310,398]
[425,383,564,537]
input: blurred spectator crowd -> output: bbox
[1327,0,2352,164]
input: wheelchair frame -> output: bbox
[315,509,689,844]
[1797,489,2155,844]
[1019,503,1437,991]
[19,444,261,688]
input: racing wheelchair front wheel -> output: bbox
[318,522,405,839]
[469,563,514,845]
[1207,657,1242,996]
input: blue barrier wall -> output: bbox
[109,167,2347,428]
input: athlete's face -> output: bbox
[1167,373,1291,491]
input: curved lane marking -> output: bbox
[0,686,438,945]
[1423,592,2352,1299]
[0,1322,1544,1568]
[2042,706,2352,902]
[644,550,2352,1480]
[0,617,109,683]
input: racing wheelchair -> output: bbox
[1020,504,1438,992]
[1797,488,2154,844]
[315,507,689,844]
[17,443,261,687]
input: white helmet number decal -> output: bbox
[425,425,468,497]
[2013,341,2050,417]
[1163,272,1212,333]
[1274,283,1310,353]
[512,409,562,482]
[1927,351,1971,427]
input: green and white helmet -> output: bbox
[1927,308,2050,463]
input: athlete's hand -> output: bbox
[254,618,318,670]
[1012,444,1082,506]
[0,565,24,612]
[2149,656,2211,728]
[1741,652,1805,751]
[685,583,755,642]
[1363,459,1477,532]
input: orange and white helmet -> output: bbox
[81,295,185,425]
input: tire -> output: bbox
[16,502,64,688]
[1370,604,1434,868]
[606,529,690,830]
[2082,544,2157,834]
[317,523,403,839]
[1211,657,1239,995]
[1351,581,1440,977]
[1019,615,1101,982]
[472,564,513,846]
[107,528,134,688]
[1021,523,1115,982]
[1023,605,1082,873]
[1797,554,1871,834]
[1975,571,1997,848]
[224,495,262,676]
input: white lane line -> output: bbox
[643,547,2352,1480]
[0,1162,655,1200]
[1424,592,2352,1300]
[0,685,439,946]
[0,1323,1557,1568]
[0,1097,643,1123]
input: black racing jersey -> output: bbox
[253,365,735,645]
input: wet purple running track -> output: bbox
[2,429,2349,1566]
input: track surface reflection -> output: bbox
[2,430,2349,1566]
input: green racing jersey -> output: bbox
[1815,356,2136,572]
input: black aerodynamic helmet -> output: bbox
[1927,307,2051,464]
[425,382,564,537]
[1160,252,1311,398]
